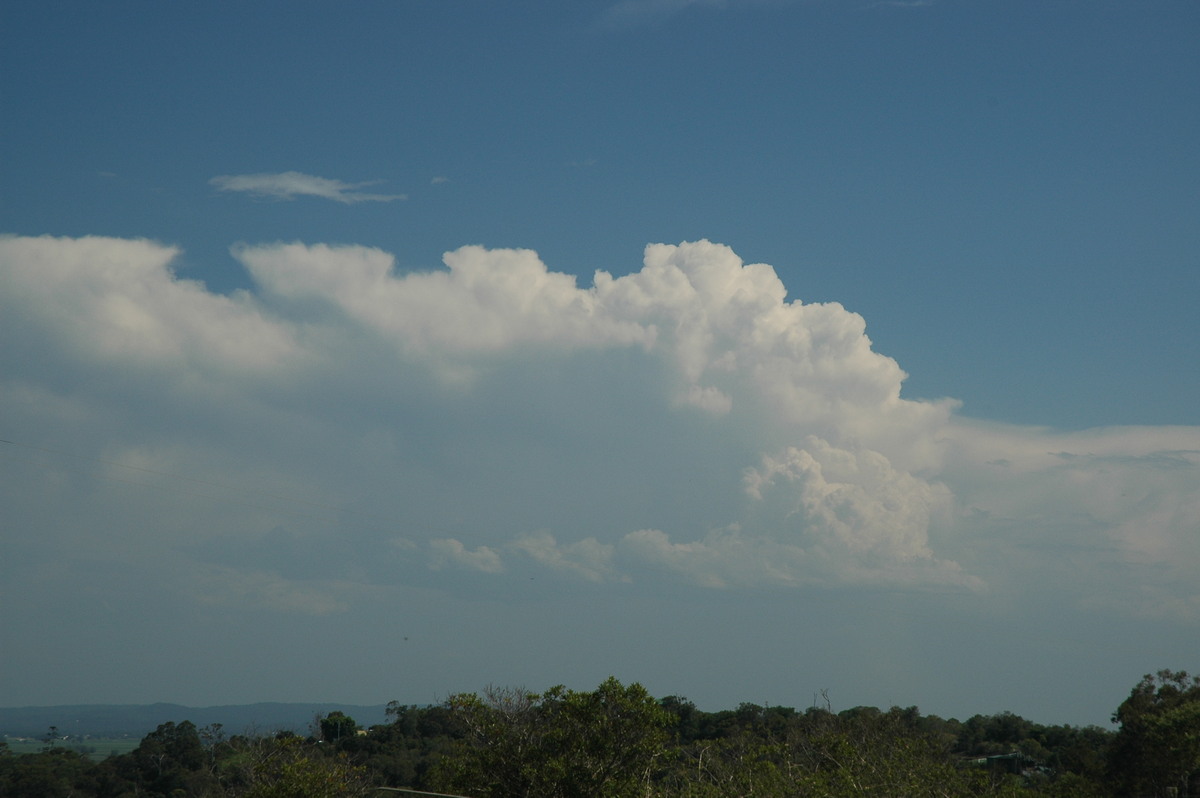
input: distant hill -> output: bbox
[0,703,390,739]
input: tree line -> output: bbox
[2,670,1196,798]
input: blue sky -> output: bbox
[1,0,1198,726]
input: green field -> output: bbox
[3,737,141,760]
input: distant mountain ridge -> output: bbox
[0,702,391,738]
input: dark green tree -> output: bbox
[318,711,359,743]
[433,676,671,798]
[106,719,215,796]
[0,746,97,798]
[1109,670,1200,798]
[238,734,372,798]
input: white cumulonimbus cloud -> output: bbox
[1,234,1197,619]
[210,171,406,203]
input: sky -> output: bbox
[1,0,1198,728]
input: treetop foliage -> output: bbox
[2,671,1197,798]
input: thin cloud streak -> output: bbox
[209,171,406,204]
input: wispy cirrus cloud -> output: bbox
[209,171,406,204]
